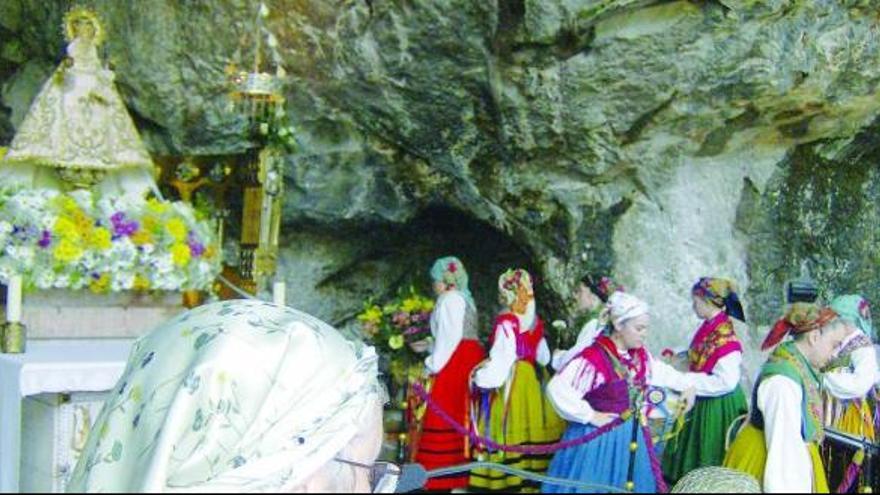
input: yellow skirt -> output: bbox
[469,361,565,493]
[723,424,829,493]
[834,398,875,441]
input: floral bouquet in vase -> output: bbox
[357,286,434,386]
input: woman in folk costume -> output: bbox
[724,303,852,493]
[551,274,624,371]
[823,295,879,440]
[543,292,698,494]
[412,257,486,491]
[468,268,565,493]
[662,277,749,484]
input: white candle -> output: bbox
[6,275,22,323]
[273,281,286,306]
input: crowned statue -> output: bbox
[0,7,157,196]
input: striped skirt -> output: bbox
[468,361,565,493]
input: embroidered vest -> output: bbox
[579,337,649,413]
[750,342,824,443]
[490,313,545,364]
[688,312,743,373]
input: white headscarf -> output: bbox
[68,300,383,493]
[607,291,650,329]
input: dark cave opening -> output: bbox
[313,204,567,341]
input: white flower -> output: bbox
[53,275,70,289]
[552,320,568,330]
[35,271,54,290]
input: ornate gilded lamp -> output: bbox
[226,2,289,299]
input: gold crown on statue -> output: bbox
[230,71,284,103]
[63,6,106,46]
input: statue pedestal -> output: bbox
[5,290,184,339]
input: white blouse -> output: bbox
[551,319,602,371]
[824,332,879,400]
[424,291,467,375]
[758,375,814,493]
[683,352,743,398]
[546,341,694,426]
[473,318,550,390]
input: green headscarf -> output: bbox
[430,256,475,308]
[830,294,874,339]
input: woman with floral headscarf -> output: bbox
[662,277,750,484]
[468,268,565,493]
[411,256,485,491]
[543,291,698,493]
[724,303,851,493]
[67,300,395,493]
[823,294,878,441]
[551,274,624,371]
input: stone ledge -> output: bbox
[3,290,185,339]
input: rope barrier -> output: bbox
[412,382,671,493]
[412,382,623,455]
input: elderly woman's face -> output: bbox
[295,399,385,493]
[615,314,650,350]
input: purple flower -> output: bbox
[110,212,139,238]
[187,237,206,258]
[38,230,52,248]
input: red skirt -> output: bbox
[414,339,485,490]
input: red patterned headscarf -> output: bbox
[761,302,839,350]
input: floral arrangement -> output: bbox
[357,286,434,384]
[0,188,221,293]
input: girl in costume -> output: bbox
[823,295,878,440]
[551,274,623,371]
[724,303,851,493]
[543,291,697,493]
[662,277,749,484]
[468,269,565,493]
[412,257,485,491]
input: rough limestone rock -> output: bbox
[3,1,880,370]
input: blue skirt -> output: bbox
[542,419,658,493]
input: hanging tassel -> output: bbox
[837,448,865,494]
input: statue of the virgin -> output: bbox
[0,7,157,197]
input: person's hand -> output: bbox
[408,338,431,354]
[681,387,697,414]
[591,412,619,428]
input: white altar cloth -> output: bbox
[0,339,133,492]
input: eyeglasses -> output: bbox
[334,457,400,493]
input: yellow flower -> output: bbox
[146,198,169,215]
[171,243,192,267]
[0,147,6,160]
[53,238,83,263]
[388,335,405,350]
[53,216,79,241]
[357,305,384,325]
[166,217,187,242]
[88,227,112,251]
[141,215,160,234]
[133,275,151,291]
[401,296,423,314]
[132,230,154,246]
[72,210,93,234]
[420,298,435,312]
[52,195,79,213]
[89,273,111,294]
[204,245,217,259]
